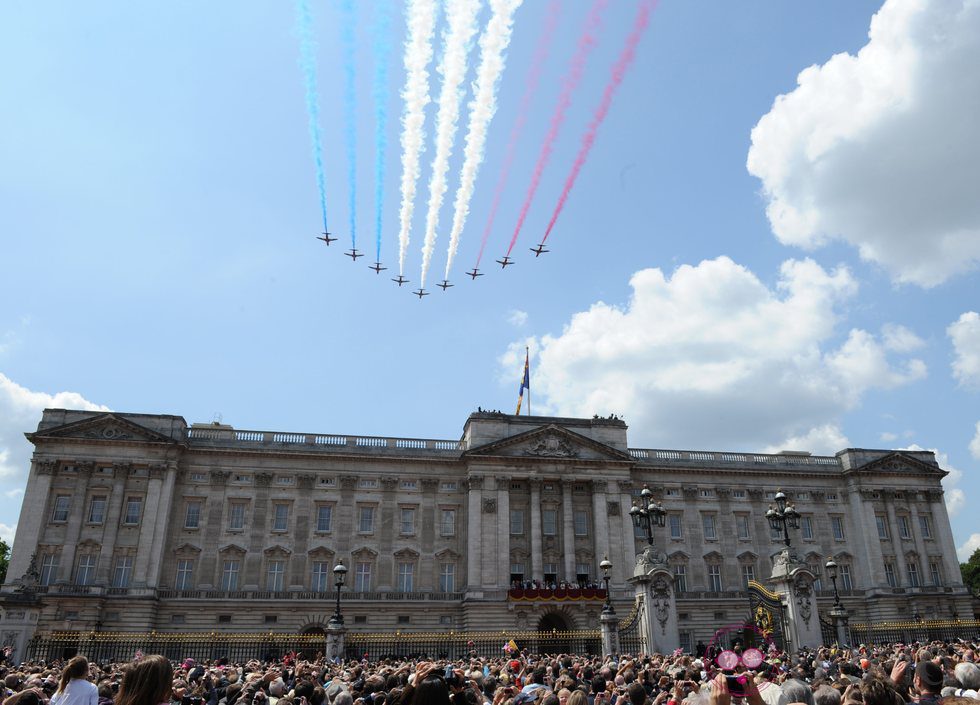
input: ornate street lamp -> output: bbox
[599,556,614,614]
[629,486,666,545]
[825,558,841,607]
[329,560,348,627]
[766,490,801,548]
[826,558,850,645]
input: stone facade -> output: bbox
[0,409,970,655]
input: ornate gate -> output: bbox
[617,599,643,654]
[747,580,787,651]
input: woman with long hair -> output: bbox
[50,656,98,705]
[115,656,173,705]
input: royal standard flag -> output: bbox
[515,349,530,415]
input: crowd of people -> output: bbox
[510,580,604,590]
[3,640,980,705]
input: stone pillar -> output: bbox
[846,486,885,588]
[0,605,42,664]
[95,464,129,585]
[562,480,575,581]
[325,622,346,663]
[58,462,93,583]
[592,480,609,582]
[927,489,962,587]
[619,480,636,585]
[497,477,511,587]
[466,476,483,589]
[530,479,542,581]
[6,460,56,586]
[146,462,179,588]
[600,609,620,656]
[769,549,821,649]
[133,465,165,587]
[629,547,679,653]
[908,502,930,585]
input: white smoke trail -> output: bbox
[396,0,439,274]
[418,0,482,288]
[444,0,524,280]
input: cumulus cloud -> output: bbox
[970,421,980,459]
[502,256,927,451]
[949,311,980,388]
[507,310,528,327]
[879,431,898,443]
[747,0,980,287]
[881,323,925,353]
[957,533,980,562]
[0,523,14,545]
[763,424,850,456]
[0,373,108,503]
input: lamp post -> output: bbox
[629,486,666,545]
[329,560,348,627]
[825,559,849,645]
[600,556,614,615]
[765,490,801,548]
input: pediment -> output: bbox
[174,543,202,555]
[263,544,292,557]
[27,413,178,446]
[435,549,460,560]
[218,543,247,555]
[394,547,420,559]
[737,550,758,560]
[308,545,335,558]
[856,452,944,476]
[465,424,631,462]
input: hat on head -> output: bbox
[915,661,943,690]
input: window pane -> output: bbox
[311,561,330,592]
[358,507,375,533]
[440,509,456,536]
[832,517,845,540]
[397,563,414,592]
[40,555,59,586]
[919,515,931,538]
[267,560,285,591]
[673,565,687,593]
[185,502,201,529]
[124,498,143,525]
[176,560,194,590]
[52,496,71,522]
[228,504,245,530]
[355,562,372,592]
[702,514,716,540]
[112,557,133,588]
[574,510,588,537]
[317,505,332,532]
[75,555,96,586]
[801,517,813,540]
[400,508,415,535]
[510,510,524,535]
[439,563,455,592]
[543,509,557,536]
[736,515,750,540]
[88,497,106,524]
[273,504,289,532]
[221,560,240,590]
[669,514,682,539]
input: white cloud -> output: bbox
[507,310,528,327]
[881,323,925,353]
[949,311,980,388]
[0,373,108,519]
[0,523,14,545]
[957,533,980,562]
[747,0,980,287]
[970,421,980,459]
[503,256,927,451]
[879,431,898,443]
[763,424,850,456]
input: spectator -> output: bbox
[51,657,98,705]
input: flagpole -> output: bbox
[526,346,531,416]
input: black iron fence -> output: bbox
[345,630,601,660]
[849,619,980,645]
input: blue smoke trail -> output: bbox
[372,0,393,264]
[296,0,329,234]
[342,0,357,250]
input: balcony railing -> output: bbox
[186,428,463,453]
[628,448,841,467]
[155,589,464,601]
[508,587,607,601]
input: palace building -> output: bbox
[0,408,971,656]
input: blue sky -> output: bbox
[1,1,978,557]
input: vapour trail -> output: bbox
[542,0,657,243]
[342,0,357,249]
[418,0,482,288]
[396,0,439,274]
[296,0,329,234]
[443,0,526,281]
[472,0,560,270]
[505,0,608,258]
[372,0,393,264]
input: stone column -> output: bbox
[6,459,56,585]
[769,550,821,649]
[530,479,543,581]
[562,480,575,581]
[908,502,930,585]
[58,462,93,583]
[600,609,620,656]
[95,464,129,585]
[629,548,679,653]
[884,495,905,586]
[133,465,166,587]
[497,477,511,587]
[378,476,399,591]
[592,480,609,582]
[846,486,885,588]
[146,462,179,588]
[325,622,346,663]
[927,488,962,586]
[466,476,483,589]
[619,480,636,585]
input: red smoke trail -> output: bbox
[504,0,609,258]
[542,0,657,244]
[473,0,561,270]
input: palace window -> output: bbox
[87,496,107,524]
[702,514,717,541]
[510,562,525,583]
[272,504,289,532]
[543,563,558,585]
[707,564,722,592]
[227,502,245,530]
[51,495,70,523]
[665,488,680,497]
[736,514,750,540]
[439,563,455,592]
[543,509,557,536]
[220,560,240,590]
[124,497,143,525]
[669,514,683,539]
[400,507,416,535]
[700,489,713,498]
[266,560,285,591]
[884,562,897,587]
[801,516,813,540]
[574,510,589,537]
[575,563,591,583]
[839,564,852,590]
[876,515,889,540]
[673,565,687,593]
[40,554,59,586]
[354,562,372,592]
[184,501,202,529]
[75,554,96,586]
[175,560,194,590]
[311,561,330,592]
[899,516,912,539]
[930,562,941,586]
[907,562,920,587]
[732,490,746,499]
[111,556,133,588]
[741,564,755,585]
[441,481,457,491]
[316,505,332,533]
[510,509,525,535]
[397,562,415,592]
[440,509,456,536]
[919,515,932,539]
[832,516,845,541]
[401,480,417,490]
[358,506,375,533]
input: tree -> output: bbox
[961,547,980,596]
[0,539,9,585]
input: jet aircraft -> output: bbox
[466,268,484,280]
[412,288,429,299]
[530,244,549,257]
[345,248,363,261]
[316,231,337,245]
[496,255,514,268]
[437,280,454,291]
[391,275,409,286]
[369,262,387,273]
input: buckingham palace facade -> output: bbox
[0,408,972,651]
